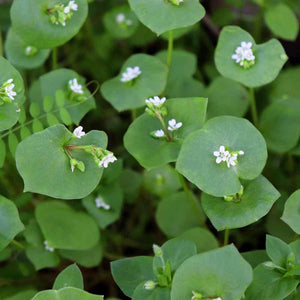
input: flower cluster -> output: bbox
[25,46,38,56]
[232,41,255,69]
[44,240,54,252]
[120,66,142,83]
[95,197,111,210]
[48,1,78,27]
[116,13,133,27]
[213,145,244,168]
[145,96,183,141]
[68,78,86,101]
[0,79,17,104]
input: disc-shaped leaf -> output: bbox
[245,264,298,300]
[101,54,168,112]
[260,97,300,153]
[16,124,108,199]
[282,190,300,234]
[103,5,139,39]
[206,76,250,118]
[177,116,267,197]
[171,245,252,300]
[11,0,88,49]
[265,4,299,41]
[111,256,154,298]
[201,175,280,231]
[82,183,123,229]
[128,0,205,35]
[31,287,103,300]
[0,196,24,251]
[31,69,96,124]
[0,56,25,132]
[53,264,84,290]
[36,201,100,250]
[156,192,205,237]
[124,98,207,169]
[215,26,288,87]
[4,29,50,70]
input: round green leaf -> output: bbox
[260,97,300,153]
[265,4,299,41]
[36,201,100,250]
[103,5,139,39]
[156,192,205,237]
[32,287,103,300]
[0,196,24,251]
[101,54,168,112]
[201,175,280,231]
[128,0,205,35]
[215,26,288,87]
[5,29,50,70]
[281,190,300,234]
[82,183,123,229]
[16,124,108,199]
[124,98,207,169]
[206,76,250,118]
[0,56,25,132]
[171,245,253,300]
[11,0,88,49]
[31,69,96,125]
[177,116,267,197]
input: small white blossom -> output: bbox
[25,46,33,56]
[95,197,111,210]
[73,126,85,138]
[167,119,182,131]
[144,280,156,290]
[145,96,166,107]
[213,298,222,300]
[120,66,142,82]
[116,13,125,23]
[44,240,54,252]
[213,145,230,164]
[232,41,255,67]
[4,79,17,101]
[154,130,165,137]
[64,0,78,13]
[98,153,117,168]
[69,78,84,94]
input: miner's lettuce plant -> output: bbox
[0,0,300,299]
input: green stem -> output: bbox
[224,229,230,246]
[166,30,173,69]
[177,171,204,225]
[52,48,58,70]
[253,9,264,43]
[0,30,3,57]
[249,87,258,127]
[11,239,25,250]
[131,109,137,121]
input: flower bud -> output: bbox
[191,291,202,300]
[144,280,156,290]
[153,244,163,257]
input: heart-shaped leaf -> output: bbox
[101,54,168,112]
[171,245,253,300]
[16,124,108,199]
[53,264,84,290]
[215,26,288,87]
[36,201,100,250]
[177,116,268,197]
[124,97,207,169]
[128,0,205,35]
[11,0,88,49]
[201,175,280,231]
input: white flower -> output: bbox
[120,66,142,82]
[64,0,78,13]
[95,197,110,210]
[167,119,182,131]
[4,79,17,101]
[116,13,125,23]
[154,130,165,137]
[232,41,255,66]
[213,145,230,164]
[213,298,222,300]
[98,153,117,168]
[25,46,33,56]
[226,153,238,168]
[73,126,85,138]
[69,78,84,94]
[144,280,156,290]
[44,240,54,252]
[145,96,166,107]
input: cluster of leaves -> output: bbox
[0,0,300,300]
